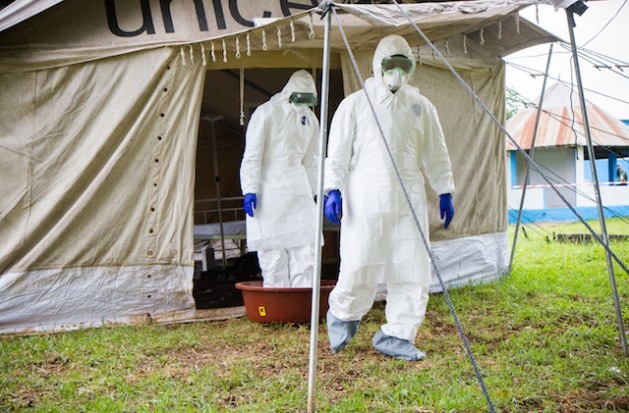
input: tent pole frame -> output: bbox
[208,114,228,268]
[308,2,332,411]
[508,44,553,274]
[566,8,627,355]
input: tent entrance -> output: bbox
[192,67,344,310]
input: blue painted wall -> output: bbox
[583,158,629,183]
[508,205,629,224]
[583,159,611,182]
[510,152,517,186]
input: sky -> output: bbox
[504,0,629,120]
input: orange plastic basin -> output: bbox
[235,280,336,324]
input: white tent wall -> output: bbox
[420,61,509,290]
[0,48,205,334]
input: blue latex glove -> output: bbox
[439,193,454,229]
[324,189,342,224]
[243,193,257,217]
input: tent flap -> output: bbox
[0,0,557,73]
[0,265,194,334]
[0,47,204,334]
[430,232,508,292]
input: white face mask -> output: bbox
[382,68,408,93]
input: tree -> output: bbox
[506,87,525,120]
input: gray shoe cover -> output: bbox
[326,310,360,354]
[372,329,426,361]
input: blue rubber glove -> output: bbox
[324,189,342,224]
[243,193,257,217]
[439,193,454,229]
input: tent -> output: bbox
[0,0,556,335]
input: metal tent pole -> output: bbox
[207,115,228,268]
[508,44,553,274]
[566,9,628,355]
[307,3,332,411]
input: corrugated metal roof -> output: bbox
[506,82,629,150]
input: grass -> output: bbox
[1,218,629,412]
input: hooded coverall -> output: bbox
[240,70,320,288]
[324,36,455,343]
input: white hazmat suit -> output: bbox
[324,35,455,359]
[240,70,320,288]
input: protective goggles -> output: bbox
[381,54,414,74]
[289,92,318,107]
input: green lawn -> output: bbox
[1,219,628,412]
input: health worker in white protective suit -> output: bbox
[240,70,320,288]
[323,35,455,361]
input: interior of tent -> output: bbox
[191,66,348,308]
[0,0,558,335]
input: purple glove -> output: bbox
[439,193,454,229]
[243,193,257,217]
[324,190,342,224]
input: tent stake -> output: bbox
[307,3,332,411]
[508,44,553,274]
[566,8,627,355]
